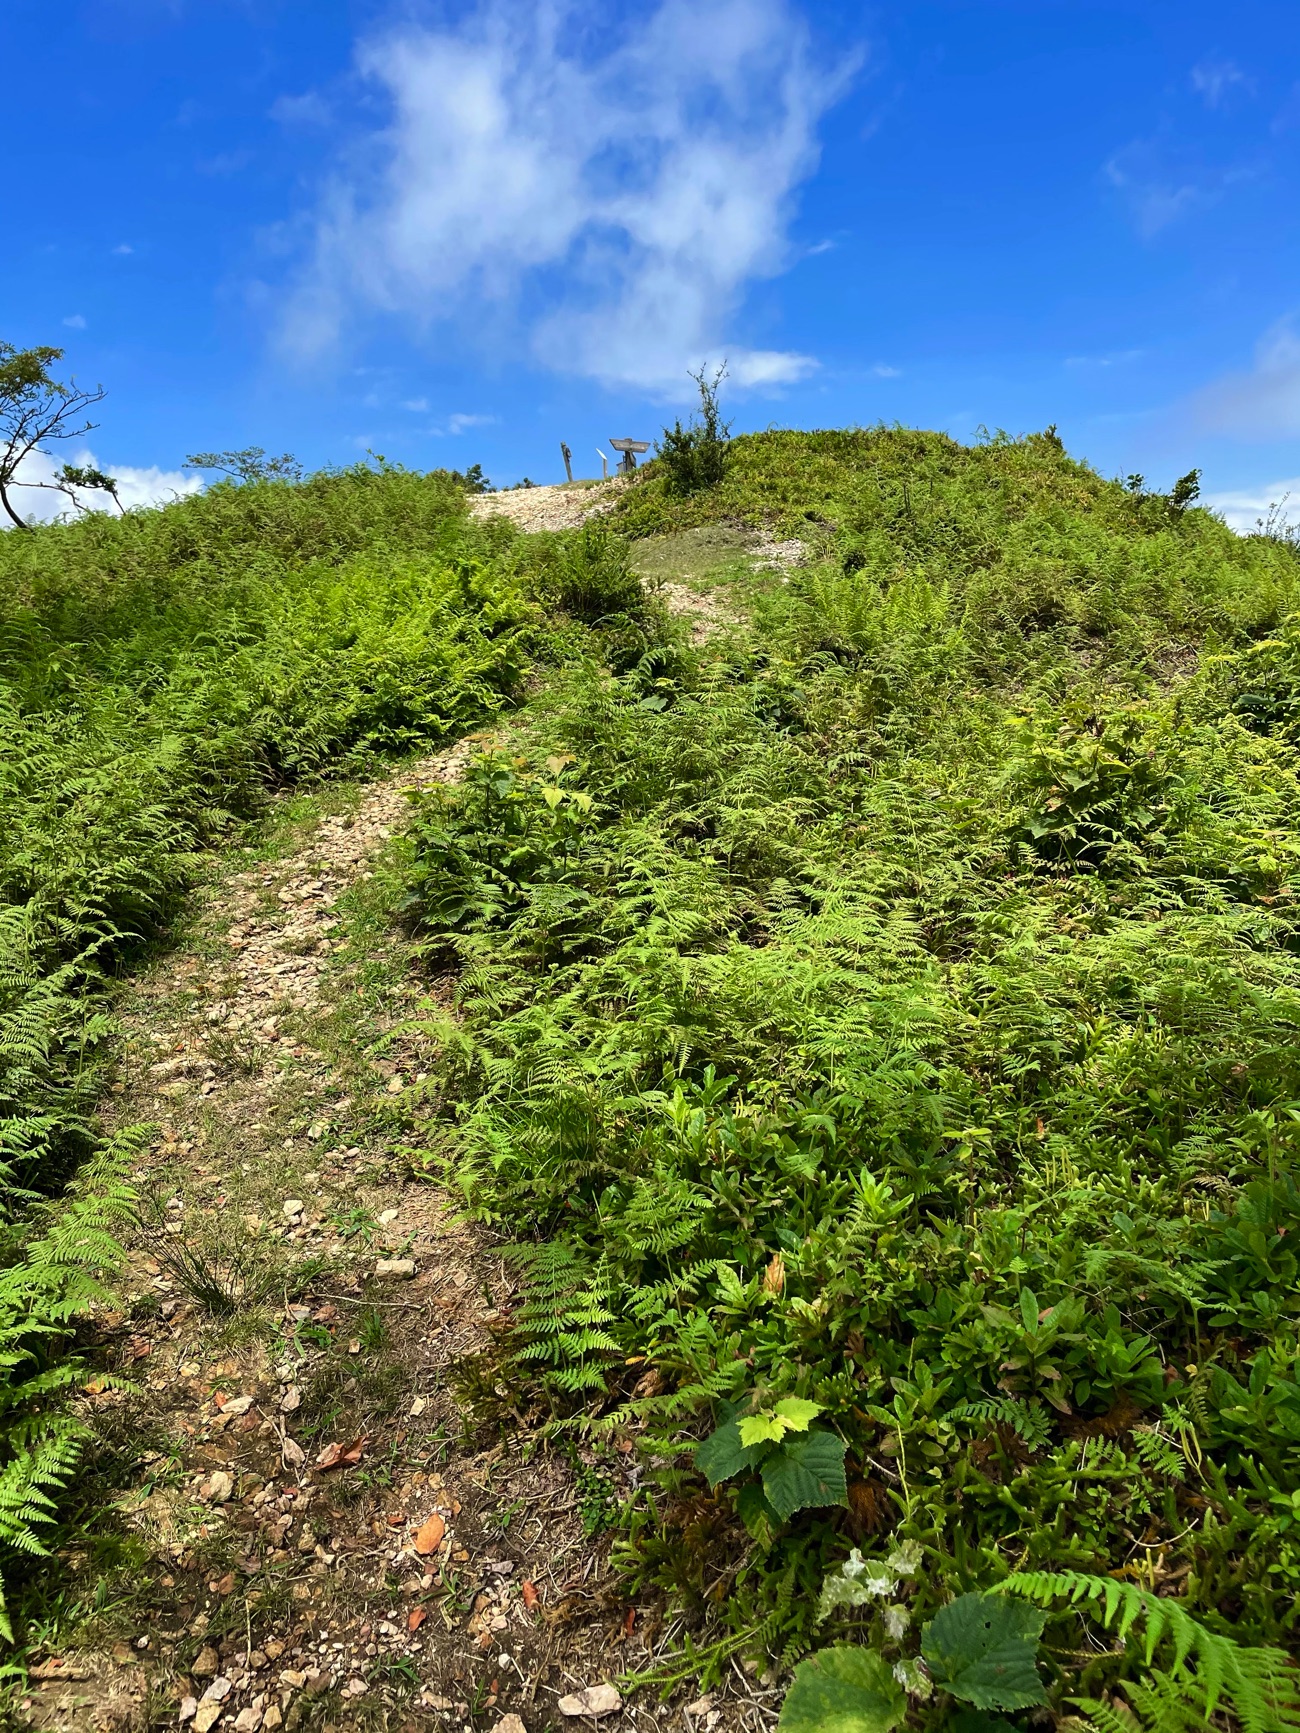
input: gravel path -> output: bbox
[468,480,628,534]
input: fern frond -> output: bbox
[1002,1571,1300,1733]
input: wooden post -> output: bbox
[560,441,573,483]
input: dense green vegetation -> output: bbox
[0,462,651,1629]
[402,428,1300,1729]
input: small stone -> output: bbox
[375,1258,415,1280]
[492,1718,528,1733]
[201,1677,233,1703]
[264,1710,283,1730]
[178,1700,198,1726]
[192,1645,220,1678]
[264,1640,286,1661]
[201,1471,234,1505]
[306,1123,326,1142]
[558,1684,622,1718]
[222,1394,255,1417]
[193,1706,222,1733]
[378,1209,399,1225]
[234,1710,264,1731]
[282,1200,304,1220]
[280,1386,302,1413]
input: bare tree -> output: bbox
[184,447,303,484]
[0,342,121,529]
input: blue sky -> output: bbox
[5,0,1300,522]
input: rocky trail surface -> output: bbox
[14,738,774,1733]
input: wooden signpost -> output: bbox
[609,438,650,476]
[560,441,573,483]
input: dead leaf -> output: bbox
[214,1572,236,1596]
[315,1436,367,1472]
[522,1580,539,1611]
[413,1513,446,1555]
[408,1608,427,1632]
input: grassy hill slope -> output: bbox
[397,428,1300,1727]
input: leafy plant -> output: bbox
[655,365,732,497]
[776,1645,906,1733]
[921,1593,1047,1711]
[695,1397,848,1529]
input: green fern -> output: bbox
[1001,1571,1300,1733]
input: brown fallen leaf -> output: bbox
[413,1513,446,1555]
[315,1436,368,1472]
[522,1580,540,1611]
[407,1607,427,1632]
[214,1572,237,1596]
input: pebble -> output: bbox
[201,1471,234,1505]
[375,1258,416,1279]
[492,1718,529,1733]
[557,1684,622,1718]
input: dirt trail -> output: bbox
[16,742,704,1733]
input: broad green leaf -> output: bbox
[736,1480,778,1542]
[773,1396,824,1431]
[921,1592,1047,1711]
[948,1714,1021,1732]
[739,1414,789,1446]
[777,1646,906,1733]
[1019,1287,1039,1334]
[761,1427,849,1521]
[695,1419,760,1487]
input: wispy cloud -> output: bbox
[281,0,857,394]
[1202,477,1300,532]
[447,412,493,434]
[1064,348,1143,369]
[270,91,331,128]
[870,363,901,378]
[1190,59,1253,109]
[62,314,87,330]
[1103,138,1253,237]
[1191,317,1300,439]
[112,243,133,256]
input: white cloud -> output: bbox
[447,412,494,434]
[1191,59,1253,109]
[112,243,133,256]
[63,314,87,330]
[1191,317,1300,439]
[3,447,201,527]
[1203,478,1300,533]
[283,0,856,393]
[870,363,901,378]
